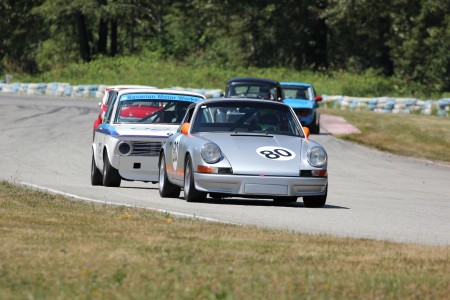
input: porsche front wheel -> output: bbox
[184,156,206,202]
[303,186,327,208]
[159,153,180,198]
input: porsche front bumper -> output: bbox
[193,173,327,197]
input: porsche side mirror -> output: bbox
[181,122,190,135]
[315,96,323,102]
[303,127,310,138]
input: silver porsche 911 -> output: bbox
[158,98,328,207]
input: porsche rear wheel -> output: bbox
[273,196,298,203]
[303,186,327,208]
[184,156,206,202]
[102,151,121,187]
[91,153,103,186]
[159,153,180,198]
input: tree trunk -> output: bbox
[313,15,328,69]
[74,11,91,62]
[98,19,108,55]
[97,0,108,55]
[110,20,117,57]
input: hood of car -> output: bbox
[199,133,303,176]
[98,124,178,138]
[283,99,315,109]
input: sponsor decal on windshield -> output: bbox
[120,93,201,102]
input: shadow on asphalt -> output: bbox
[120,185,159,190]
[192,197,349,209]
[118,186,348,209]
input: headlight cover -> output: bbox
[118,141,132,155]
[307,147,327,167]
[201,143,222,164]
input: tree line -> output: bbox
[1,0,449,93]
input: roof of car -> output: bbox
[116,88,206,98]
[226,77,281,85]
[280,82,313,87]
[194,97,289,107]
[105,85,157,90]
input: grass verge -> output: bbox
[0,181,449,299]
[322,107,450,164]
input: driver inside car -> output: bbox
[250,112,279,131]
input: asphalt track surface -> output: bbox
[1,95,449,246]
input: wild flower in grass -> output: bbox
[167,217,173,224]
[81,267,90,278]
[121,212,131,220]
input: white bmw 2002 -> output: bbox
[91,88,205,187]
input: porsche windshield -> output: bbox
[191,101,303,136]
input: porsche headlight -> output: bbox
[118,141,132,156]
[307,147,327,167]
[201,143,222,164]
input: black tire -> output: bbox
[273,196,298,203]
[184,156,206,202]
[102,151,121,187]
[303,186,327,208]
[310,113,320,134]
[159,153,181,198]
[91,153,103,186]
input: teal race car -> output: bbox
[281,82,323,134]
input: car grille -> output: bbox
[130,141,162,156]
[294,108,312,117]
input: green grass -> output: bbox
[322,108,450,164]
[0,181,449,299]
[11,51,446,99]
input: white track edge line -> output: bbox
[20,182,239,225]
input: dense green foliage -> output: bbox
[17,52,429,98]
[2,0,450,95]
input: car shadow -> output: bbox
[119,186,159,190]
[197,197,349,209]
[118,186,348,209]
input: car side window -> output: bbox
[104,92,118,123]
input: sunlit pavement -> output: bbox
[320,114,361,135]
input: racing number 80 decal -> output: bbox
[256,146,296,160]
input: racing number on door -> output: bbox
[171,135,183,170]
[256,146,296,161]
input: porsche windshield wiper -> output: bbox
[230,133,274,137]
